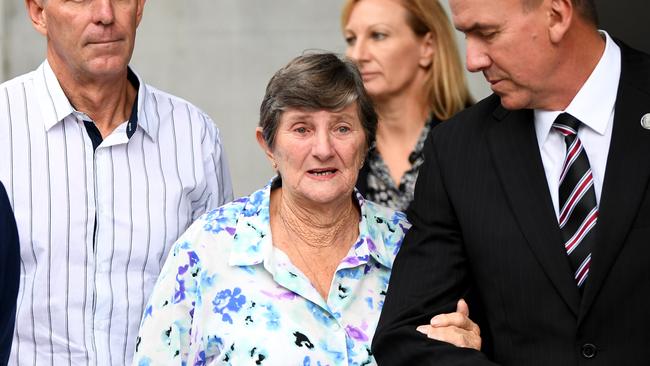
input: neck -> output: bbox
[374,85,431,139]
[48,56,136,138]
[273,188,359,249]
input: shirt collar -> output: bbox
[228,177,397,269]
[35,60,75,131]
[534,31,621,144]
[129,67,158,141]
[34,60,157,141]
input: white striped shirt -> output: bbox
[0,60,234,366]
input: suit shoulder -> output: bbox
[619,43,650,95]
[435,94,502,134]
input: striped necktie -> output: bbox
[553,113,598,290]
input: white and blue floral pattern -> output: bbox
[133,179,409,366]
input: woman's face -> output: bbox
[344,0,433,101]
[257,103,366,208]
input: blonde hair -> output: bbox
[341,0,472,120]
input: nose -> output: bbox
[465,38,491,73]
[92,0,116,25]
[346,38,369,63]
[312,130,335,161]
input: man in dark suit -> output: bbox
[373,0,650,365]
[0,182,20,365]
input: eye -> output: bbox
[345,35,356,46]
[371,31,387,41]
[479,30,498,41]
[335,125,351,134]
[294,126,308,134]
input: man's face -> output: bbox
[34,0,145,81]
[450,0,557,110]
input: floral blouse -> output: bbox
[133,179,410,366]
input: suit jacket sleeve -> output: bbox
[0,182,20,365]
[372,129,496,365]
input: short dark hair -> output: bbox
[522,0,598,26]
[259,52,377,151]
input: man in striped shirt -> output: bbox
[0,0,233,365]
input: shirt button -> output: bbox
[581,343,597,359]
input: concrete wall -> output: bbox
[0,1,490,196]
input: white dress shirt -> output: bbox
[0,60,233,365]
[535,31,621,217]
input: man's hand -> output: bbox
[416,299,481,350]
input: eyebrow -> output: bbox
[285,114,312,123]
[456,22,497,34]
[334,112,357,121]
[345,22,393,33]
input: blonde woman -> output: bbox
[343,0,471,210]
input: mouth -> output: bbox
[307,168,338,178]
[86,39,122,46]
[361,72,379,81]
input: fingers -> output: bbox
[430,312,474,332]
[429,310,480,336]
[456,298,469,317]
[419,299,482,350]
[416,324,482,351]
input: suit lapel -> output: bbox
[487,107,581,316]
[579,52,650,321]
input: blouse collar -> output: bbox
[228,177,398,269]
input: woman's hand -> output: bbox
[415,299,482,351]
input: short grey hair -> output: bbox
[258,52,378,151]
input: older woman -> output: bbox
[132,53,478,366]
[342,0,472,211]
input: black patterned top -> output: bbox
[356,116,441,212]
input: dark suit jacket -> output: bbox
[373,43,650,365]
[0,182,20,366]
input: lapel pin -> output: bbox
[641,113,650,130]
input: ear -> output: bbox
[548,0,573,44]
[25,0,47,37]
[256,127,276,168]
[135,0,146,27]
[418,32,435,68]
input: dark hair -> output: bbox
[258,52,377,150]
[522,0,598,25]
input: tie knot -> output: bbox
[552,112,582,137]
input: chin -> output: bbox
[85,55,130,76]
[302,187,353,207]
[498,94,530,111]
[363,83,386,100]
